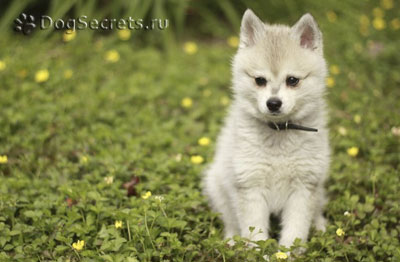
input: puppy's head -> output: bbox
[232,10,327,123]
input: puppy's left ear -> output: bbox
[239,9,265,48]
[291,13,323,53]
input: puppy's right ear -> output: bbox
[239,9,265,48]
[291,13,323,53]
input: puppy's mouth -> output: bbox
[269,112,280,116]
[265,111,289,121]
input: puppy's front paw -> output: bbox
[314,215,327,232]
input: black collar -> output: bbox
[267,121,318,132]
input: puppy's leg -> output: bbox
[313,186,327,232]
[220,201,240,243]
[213,188,240,240]
[314,213,327,232]
[279,188,314,248]
[204,169,239,241]
[236,187,269,242]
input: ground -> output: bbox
[0,9,400,262]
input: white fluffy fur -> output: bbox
[203,10,330,248]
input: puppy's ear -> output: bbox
[292,13,323,53]
[239,9,265,48]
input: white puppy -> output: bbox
[203,9,330,248]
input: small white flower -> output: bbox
[154,195,164,202]
[175,153,182,162]
[104,176,114,184]
[344,211,351,216]
[338,126,347,136]
[391,126,400,136]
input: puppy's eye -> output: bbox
[255,77,267,86]
[286,76,299,87]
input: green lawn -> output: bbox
[1,5,400,261]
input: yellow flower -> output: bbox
[391,18,400,30]
[118,29,131,41]
[275,251,288,260]
[373,17,386,30]
[191,155,204,164]
[80,155,88,164]
[198,137,211,146]
[0,155,8,164]
[360,15,370,26]
[105,50,120,63]
[336,228,345,237]
[63,29,76,42]
[17,69,27,78]
[359,15,370,36]
[338,126,347,136]
[142,191,152,199]
[372,7,384,18]
[35,69,49,83]
[347,147,359,157]
[227,36,239,48]
[115,220,123,229]
[181,97,193,108]
[198,77,209,86]
[353,114,361,124]
[72,240,85,251]
[203,89,212,97]
[183,42,198,55]
[64,69,73,79]
[220,96,230,106]
[326,77,335,88]
[329,65,340,75]
[381,0,393,10]
[210,227,216,235]
[0,60,6,71]
[359,26,369,36]
[326,11,337,23]
[104,176,114,185]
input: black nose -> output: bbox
[266,98,282,112]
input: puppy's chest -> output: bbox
[233,133,319,188]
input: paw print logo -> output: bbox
[14,13,36,35]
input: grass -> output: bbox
[1,3,400,262]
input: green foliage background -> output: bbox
[0,0,399,261]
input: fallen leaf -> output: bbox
[66,197,77,207]
[122,176,140,197]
